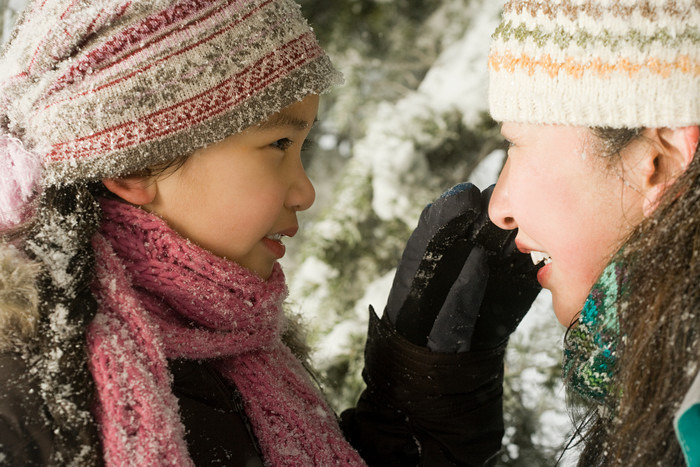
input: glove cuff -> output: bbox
[364,307,506,419]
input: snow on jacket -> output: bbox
[0,239,507,466]
[0,353,265,466]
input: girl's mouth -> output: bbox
[262,233,286,258]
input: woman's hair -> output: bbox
[571,126,700,465]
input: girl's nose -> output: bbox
[488,158,518,230]
[286,162,316,212]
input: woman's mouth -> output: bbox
[530,250,552,285]
[530,251,552,266]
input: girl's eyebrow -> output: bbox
[258,113,317,131]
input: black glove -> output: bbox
[385,183,541,352]
[341,183,542,466]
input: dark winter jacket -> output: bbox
[0,312,506,466]
[0,354,265,466]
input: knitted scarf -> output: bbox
[563,261,626,407]
[87,198,364,466]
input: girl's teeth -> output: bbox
[530,251,552,265]
[267,234,282,241]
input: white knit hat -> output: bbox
[488,0,700,128]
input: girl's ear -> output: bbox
[102,177,157,206]
[641,126,699,217]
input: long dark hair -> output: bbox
[18,183,104,465]
[572,127,700,465]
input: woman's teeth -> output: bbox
[530,251,552,266]
[266,233,282,242]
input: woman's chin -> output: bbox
[552,294,587,328]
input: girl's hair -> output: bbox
[572,127,700,465]
[17,183,104,464]
[10,152,218,464]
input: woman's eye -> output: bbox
[271,138,294,151]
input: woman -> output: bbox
[357,0,699,465]
[487,1,700,464]
[0,0,543,465]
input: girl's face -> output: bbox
[489,123,646,326]
[143,94,319,279]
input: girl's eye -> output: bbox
[271,138,294,151]
[301,139,313,152]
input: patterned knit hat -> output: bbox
[0,0,341,227]
[488,0,700,128]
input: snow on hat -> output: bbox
[487,0,700,128]
[0,0,341,227]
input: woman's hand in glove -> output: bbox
[385,183,541,352]
[340,183,542,466]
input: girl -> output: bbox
[0,0,358,464]
[486,0,700,464]
[1,1,524,465]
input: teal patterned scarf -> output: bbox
[563,261,627,406]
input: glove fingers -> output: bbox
[385,246,423,324]
[412,218,475,304]
[470,281,540,350]
[427,245,489,352]
[487,233,541,299]
[395,233,476,346]
[408,183,482,254]
[426,183,482,232]
[386,183,481,323]
[470,247,541,350]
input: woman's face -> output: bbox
[142,95,319,279]
[489,123,646,326]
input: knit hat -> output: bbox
[488,0,700,128]
[0,0,341,227]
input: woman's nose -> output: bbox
[488,158,518,230]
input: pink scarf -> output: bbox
[87,198,364,466]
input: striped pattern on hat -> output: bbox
[0,0,341,186]
[488,0,700,128]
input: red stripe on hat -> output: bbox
[46,0,268,103]
[46,33,323,163]
[48,0,232,96]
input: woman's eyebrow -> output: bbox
[258,113,317,131]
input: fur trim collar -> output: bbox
[0,243,40,350]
